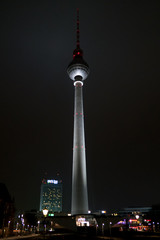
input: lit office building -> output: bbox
[39,178,62,213]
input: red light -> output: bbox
[129,219,137,222]
[77,52,80,55]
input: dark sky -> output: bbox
[0,0,160,213]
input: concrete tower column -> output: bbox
[71,78,88,215]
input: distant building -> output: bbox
[39,178,62,213]
[119,206,152,218]
[113,206,160,232]
[0,183,15,237]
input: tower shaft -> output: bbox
[71,80,88,215]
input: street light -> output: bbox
[43,209,48,218]
[42,209,48,234]
[102,223,104,236]
[8,221,11,237]
[37,221,40,233]
[96,224,98,235]
[109,222,112,238]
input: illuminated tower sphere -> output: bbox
[67,10,89,215]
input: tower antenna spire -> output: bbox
[76,8,80,48]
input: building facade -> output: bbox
[0,183,15,237]
[39,179,62,213]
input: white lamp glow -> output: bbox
[43,209,48,217]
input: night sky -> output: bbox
[0,0,160,213]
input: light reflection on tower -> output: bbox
[67,9,89,215]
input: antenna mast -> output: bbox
[76,8,80,48]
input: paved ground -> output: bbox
[1,234,40,240]
[1,232,160,240]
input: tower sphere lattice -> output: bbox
[67,53,90,81]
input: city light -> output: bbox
[48,213,54,217]
[42,209,48,217]
[47,180,58,184]
[101,210,106,214]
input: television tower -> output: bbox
[67,9,89,215]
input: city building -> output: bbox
[67,9,89,215]
[111,206,160,232]
[119,206,152,217]
[0,183,15,237]
[39,178,62,213]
